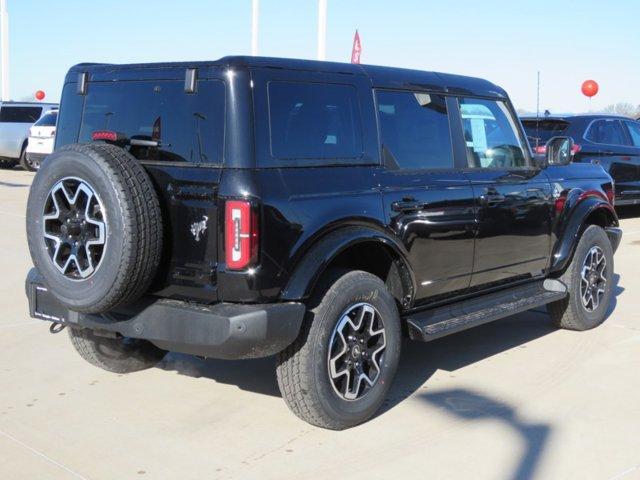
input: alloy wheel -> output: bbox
[580,246,607,312]
[327,302,387,401]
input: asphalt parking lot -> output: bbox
[0,168,639,480]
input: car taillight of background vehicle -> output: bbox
[534,144,581,155]
[605,184,615,206]
[225,200,259,270]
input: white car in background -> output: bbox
[0,102,58,170]
[25,109,58,171]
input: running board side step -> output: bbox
[405,279,567,342]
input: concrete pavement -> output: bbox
[0,168,639,480]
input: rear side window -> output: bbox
[458,98,527,168]
[376,90,453,170]
[268,81,363,160]
[521,119,569,147]
[34,111,57,127]
[79,80,225,164]
[0,106,42,123]
[624,121,640,147]
[585,119,627,146]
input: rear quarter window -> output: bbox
[0,106,42,123]
[78,80,225,164]
[267,81,364,163]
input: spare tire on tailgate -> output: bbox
[26,143,163,314]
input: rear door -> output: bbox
[377,90,475,306]
[454,97,552,288]
[620,120,640,202]
[78,76,226,301]
[585,119,638,199]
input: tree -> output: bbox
[601,103,639,118]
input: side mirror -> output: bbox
[546,136,574,166]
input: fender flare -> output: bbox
[280,226,416,304]
[550,195,617,273]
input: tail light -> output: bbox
[91,130,126,142]
[534,145,546,155]
[571,143,582,155]
[225,200,259,270]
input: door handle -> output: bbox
[480,193,506,206]
[391,198,426,212]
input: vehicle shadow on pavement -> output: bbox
[419,388,551,480]
[156,274,623,402]
[158,353,281,397]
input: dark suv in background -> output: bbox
[25,57,620,429]
[522,115,640,205]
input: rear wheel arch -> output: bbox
[280,226,415,309]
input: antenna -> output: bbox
[535,70,540,149]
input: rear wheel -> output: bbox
[276,270,401,430]
[547,225,614,330]
[20,149,39,171]
[67,327,166,373]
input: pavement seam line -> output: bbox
[0,428,90,480]
[0,210,26,218]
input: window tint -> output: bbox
[521,119,569,147]
[0,106,42,123]
[459,98,527,168]
[268,81,362,159]
[376,91,453,169]
[34,111,57,127]
[623,121,640,147]
[585,119,627,145]
[79,80,225,164]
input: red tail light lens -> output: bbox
[571,143,582,155]
[534,145,547,154]
[605,184,615,206]
[225,200,259,270]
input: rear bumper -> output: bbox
[25,268,305,359]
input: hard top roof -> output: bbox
[66,56,507,98]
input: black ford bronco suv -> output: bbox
[25,57,621,430]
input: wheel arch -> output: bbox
[280,226,416,309]
[550,196,618,274]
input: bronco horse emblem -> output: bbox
[190,215,208,242]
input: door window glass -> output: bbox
[376,91,453,169]
[458,98,527,168]
[585,119,627,146]
[623,121,640,147]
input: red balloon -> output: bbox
[581,80,598,98]
[35,90,45,100]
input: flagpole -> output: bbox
[251,0,259,56]
[317,0,327,60]
[0,0,9,101]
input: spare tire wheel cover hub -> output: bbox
[42,176,107,280]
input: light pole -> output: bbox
[251,0,259,56]
[317,0,327,60]
[0,0,8,101]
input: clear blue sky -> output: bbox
[5,0,640,113]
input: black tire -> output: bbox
[26,143,163,314]
[20,148,38,171]
[547,225,614,330]
[68,326,166,373]
[276,270,402,430]
[0,157,17,169]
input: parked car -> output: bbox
[24,109,58,171]
[522,115,640,205]
[0,101,58,170]
[25,57,620,429]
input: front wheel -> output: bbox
[547,225,614,331]
[276,270,402,430]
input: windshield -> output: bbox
[522,119,569,148]
[34,111,58,127]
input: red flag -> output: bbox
[351,30,362,64]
